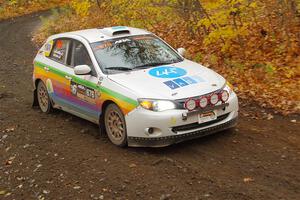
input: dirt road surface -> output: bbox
[0,13,299,200]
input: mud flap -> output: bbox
[97,113,107,139]
[32,89,39,107]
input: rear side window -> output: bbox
[50,39,70,64]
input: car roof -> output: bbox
[50,26,152,43]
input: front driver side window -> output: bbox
[72,40,94,69]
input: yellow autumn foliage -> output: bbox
[70,0,91,17]
[0,0,70,20]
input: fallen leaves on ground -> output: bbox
[243,177,255,183]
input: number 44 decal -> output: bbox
[156,67,178,76]
[149,66,187,78]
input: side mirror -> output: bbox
[74,65,91,75]
[177,48,186,57]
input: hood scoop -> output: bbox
[100,26,130,37]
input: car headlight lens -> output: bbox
[224,81,234,95]
[138,99,176,112]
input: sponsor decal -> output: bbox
[56,40,63,49]
[115,38,131,44]
[163,80,180,90]
[132,35,154,41]
[170,117,177,125]
[173,78,189,87]
[149,66,187,78]
[52,50,64,59]
[163,76,203,90]
[46,79,54,94]
[94,42,112,50]
[44,40,54,57]
[71,81,96,104]
[191,75,205,83]
[182,76,197,84]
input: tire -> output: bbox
[104,104,127,147]
[37,81,52,113]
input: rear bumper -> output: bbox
[127,117,237,147]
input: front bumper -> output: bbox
[125,93,239,147]
[127,117,237,147]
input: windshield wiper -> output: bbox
[105,66,133,71]
[133,62,174,69]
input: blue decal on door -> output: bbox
[164,81,180,90]
[149,66,187,78]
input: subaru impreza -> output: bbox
[33,26,238,147]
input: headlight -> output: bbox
[138,99,176,112]
[224,81,234,95]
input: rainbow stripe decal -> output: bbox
[34,61,138,120]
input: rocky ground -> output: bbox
[0,13,299,200]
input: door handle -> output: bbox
[65,75,72,80]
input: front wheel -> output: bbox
[37,81,52,113]
[104,104,127,147]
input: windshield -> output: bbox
[91,35,183,74]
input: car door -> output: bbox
[41,38,74,108]
[67,39,101,123]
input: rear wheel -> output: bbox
[104,104,127,147]
[37,81,52,113]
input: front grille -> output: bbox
[171,113,230,133]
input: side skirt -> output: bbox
[58,105,100,125]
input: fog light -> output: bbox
[144,127,162,137]
[199,96,208,108]
[184,98,197,111]
[148,127,154,134]
[220,90,229,102]
[210,93,219,105]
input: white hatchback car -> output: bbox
[33,26,238,147]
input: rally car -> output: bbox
[32,26,238,147]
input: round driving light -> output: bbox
[184,99,197,111]
[220,90,229,102]
[210,93,219,105]
[199,96,208,108]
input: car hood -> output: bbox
[107,59,226,100]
